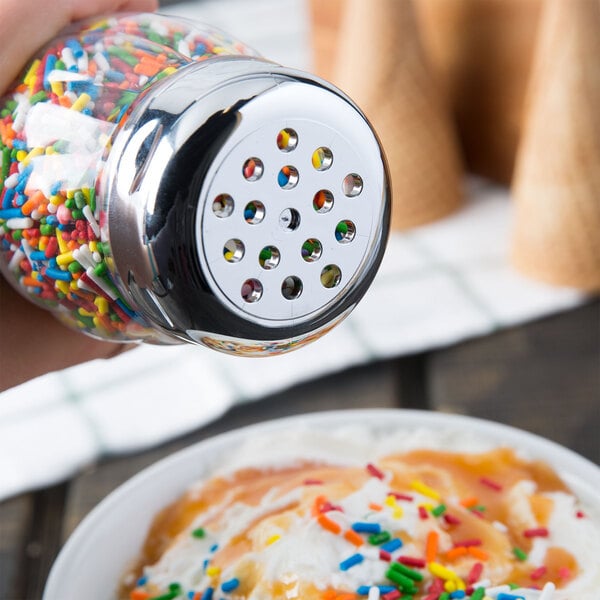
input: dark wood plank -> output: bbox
[396,353,430,410]
[10,484,68,600]
[0,494,33,600]
[429,301,600,464]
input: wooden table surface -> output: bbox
[1,300,599,600]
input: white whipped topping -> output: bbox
[210,427,497,478]
[142,427,600,600]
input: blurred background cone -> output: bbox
[329,0,463,230]
[309,0,344,82]
[414,0,543,185]
[511,0,600,292]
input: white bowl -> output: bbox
[43,409,600,600]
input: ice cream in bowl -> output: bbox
[43,410,600,600]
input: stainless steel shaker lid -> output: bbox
[104,56,390,351]
[197,73,388,327]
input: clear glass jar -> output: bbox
[0,13,390,356]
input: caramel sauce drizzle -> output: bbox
[122,448,581,598]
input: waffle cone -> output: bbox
[332,0,463,230]
[414,0,543,184]
[511,0,600,291]
[308,0,345,81]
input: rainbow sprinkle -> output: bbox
[340,553,365,571]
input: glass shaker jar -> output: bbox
[0,13,390,356]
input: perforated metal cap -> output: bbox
[104,56,390,355]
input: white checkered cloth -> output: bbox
[0,0,585,501]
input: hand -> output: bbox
[0,0,158,392]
